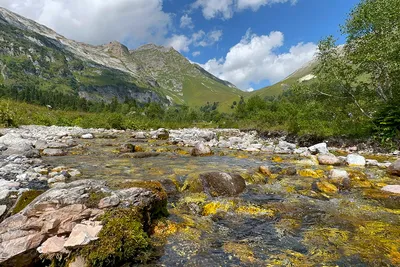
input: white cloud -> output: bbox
[194,30,223,47]
[192,0,234,20]
[201,29,317,90]
[0,0,172,47]
[166,35,192,52]
[166,29,223,52]
[180,14,194,29]
[192,51,201,57]
[193,0,297,20]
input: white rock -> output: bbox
[308,143,329,155]
[81,133,94,139]
[329,169,349,180]
[346,154,366,166]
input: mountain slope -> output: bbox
[0,7,243,108]
[251,59,318,99]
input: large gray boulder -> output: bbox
[199,172,246,197]
[0,179,167,267]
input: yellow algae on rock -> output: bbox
[202,201,234,216]
[298,169,325,178]
[223,242,256,263]
[272,156,283,163]
[314,181,339,194]
[235,205,275,217]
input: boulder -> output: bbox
[42,149,67,157]
[191,142,213,157]
[199,172,246,197]
[308,143,329,155]
[346,154,366,166]
[0,179,167,266]
[388,159,400,176]
[381,185,400,194]
[317,153,340,166]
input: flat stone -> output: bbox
[381,185,400,194]
[98,195,120,209]
[0,190,10,201]
[64,223,102,248]
[37,236,66,254]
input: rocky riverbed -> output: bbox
[0,125,399,266]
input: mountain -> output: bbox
[250,58,318,99]
[0,7,243,109]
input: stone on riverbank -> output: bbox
[318,153,340,165]
[388,159,400,176]
[346,154,366,166]
[191,142,213,157]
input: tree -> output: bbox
[342,0,400,102]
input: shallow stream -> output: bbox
[44,134,400,266]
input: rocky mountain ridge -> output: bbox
[0,7,242,108]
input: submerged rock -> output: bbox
[191,142,213,157]
[328,169,350,189]
[388,159,400,176]
[312,181,339,194]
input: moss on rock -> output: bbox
[12,190,44,214]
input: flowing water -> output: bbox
[44,134,400,266]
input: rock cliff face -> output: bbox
[0,7,243,107]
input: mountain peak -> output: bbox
[102,41,129,57]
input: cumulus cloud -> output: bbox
[192,51,201,57]
[193,0,297,19]
[0,0,172,47]
[166,29,223,52]
[194,30,222,47]
[166,35,192,52]
[180,14,194,29]
[201,29,317,89]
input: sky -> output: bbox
[0,0,361,91]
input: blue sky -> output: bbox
[1,0,361,90]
